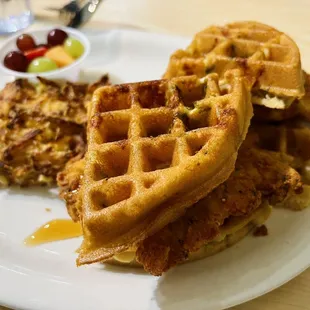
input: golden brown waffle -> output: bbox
[253,72,310,122]
[77,70,253,265]
[164,21,305,101]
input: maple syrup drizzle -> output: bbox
[24,219,82,246]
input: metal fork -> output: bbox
[46,0,103,28]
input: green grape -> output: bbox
[27,57,58,73]
[64,38,84,59]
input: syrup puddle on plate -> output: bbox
[24,219,82,246]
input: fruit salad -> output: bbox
[3,29,85,73]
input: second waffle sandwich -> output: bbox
[164,21,306,121]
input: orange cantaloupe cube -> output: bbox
[45,46,75,68]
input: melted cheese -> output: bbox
[114,251,136,263]
[252,94,295,109]
[0,175,8,187]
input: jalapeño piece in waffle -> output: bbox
[77,70,253,265]
[164,21,305,111]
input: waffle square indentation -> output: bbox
[90,182,132,211]
[137,82,167,109]
[92,113,130,144]
[186,132,212,156]
[140,111,174,138]
[96,86,131,112]
[141,139,176,172]
[175,81,206,108]
[91,143,129,180]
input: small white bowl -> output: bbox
[0,26,90,82]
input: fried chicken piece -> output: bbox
[276,184,310,211]
[135,147,302,275]
[299,73,310,121]
[250,121,310,184]
[57,158,84,221]
[0,75,110,186]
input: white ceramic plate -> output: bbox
[0,29,310,310]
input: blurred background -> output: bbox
[12,0,310,69]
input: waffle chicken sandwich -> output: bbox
[58,21,310,276]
